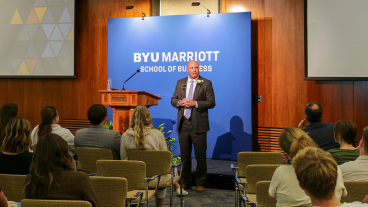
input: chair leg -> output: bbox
[155,194,159,207]
[235,181,238,207]
[170,175,173,207]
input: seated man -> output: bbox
[298,101,339,151]
[293,147,368,206]
[340,126,368,181]
[75,104,121,160]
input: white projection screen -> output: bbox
[0,0,75,78]
[305,0,368,80]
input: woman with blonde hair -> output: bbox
[0,117,33,175]
[327,120,359,165]
[121,105,187,207]
[268,127,346,207]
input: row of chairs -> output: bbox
[231,152,368,207]
[0,147,181,207]
[0,174,143,207]
[75,148,182,207]
[231,152,284,207]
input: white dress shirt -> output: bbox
[183,76,198,116]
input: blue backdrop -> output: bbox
[108,12,252,160]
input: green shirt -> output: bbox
[327,148,359,165]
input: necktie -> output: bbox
[185,80,194,119]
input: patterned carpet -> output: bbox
[148,187,235,207]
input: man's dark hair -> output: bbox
[87,104,107,125]
[304,101,322,123]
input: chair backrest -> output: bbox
[0,174,27,202]
[256,181,272,207]
[76,147,113,173]
[246,164,280,194]
[21,199,92,207]
[238,152,283,177]
[341,181,368,203]
[96,160,146,191]
[128,150,171,177]
[90,176,128,207]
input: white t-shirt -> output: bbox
[269,165,347,207]
[340,203,368,206]
[31,124,75,155]
[340,156,368,181]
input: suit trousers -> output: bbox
[179,118,207,186]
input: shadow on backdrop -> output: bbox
[152,118,176,136]
[212,116,252,160]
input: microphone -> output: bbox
[122,69,140,90]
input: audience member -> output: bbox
[298,101,339,150]
[340,126,368,180]
[269,127,346,206]
[24,133,100,207]
[328,120,359,165]
[293,147,368,207]
[74,104,121,159]
[0,102,18,146]
[30,106,76,156]
[0,187,8,207]
[0,117,33,175]
[121,105,187,206]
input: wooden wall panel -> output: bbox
[306,81,354,123]
[265,0,306,128]
[354,81,368,141]
[0,0,151,128]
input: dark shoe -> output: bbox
[196,186,205,193]
[182,184,192,189]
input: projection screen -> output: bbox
[305,0,368,80]
[0,0,75,78]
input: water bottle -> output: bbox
[107,77,112,90]
[182,198,186,207]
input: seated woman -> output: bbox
[120,105,187,207]
[0,117,33,175]
[24,133,100,207]
[30,106,76,156]
[0,102,18,147]
[269,127,346,207]
[327,120,359,165]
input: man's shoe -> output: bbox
[182,184,192,189]
[196,186,205,193]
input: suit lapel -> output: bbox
[193,77,201,100]
[181,77,188,99]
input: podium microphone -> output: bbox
[122,69,140,91]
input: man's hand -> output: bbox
[180,99,196,107]
[298,119,308,129]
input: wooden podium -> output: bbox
[99,90,161,135]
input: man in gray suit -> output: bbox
[74,104,121,160]
[171,60,216,192]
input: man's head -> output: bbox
[87,104,107,125]
[187,60,199,80]
[292,147,338,201]
[359,126,368,155]
[304,101,322,123]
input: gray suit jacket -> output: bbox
[171,76,215,133]
[74,125,121,160]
